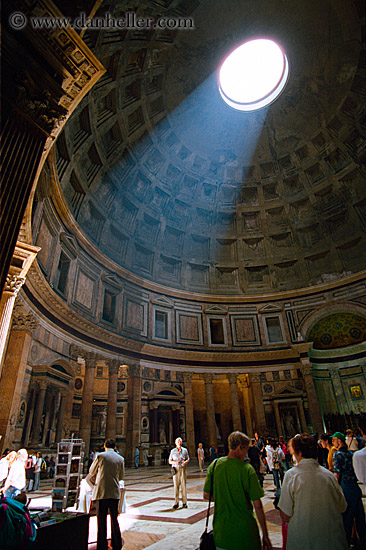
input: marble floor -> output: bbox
[28,463,285,550]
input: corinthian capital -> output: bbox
[5,274,26,296]
[11,302,38,333]
[128,363,141,377]
[69,343,84,361]
[227,373,238,385]
[106,358,120,373]
[249,372,261,383]
[203,373,214,384]
[182,372,193,383]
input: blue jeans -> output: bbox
[272,467,284,490]
[5,486,21,499]
[33,472,40,491]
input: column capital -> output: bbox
[106,358,120,373]
[182,372,193,383]
[203,373,214,384]
[84,352,99,368]
[4,274,26,296]
[11,302,38,333]
[69,343,84,361]
[250,372,261,383]
[128,363,141,377]
[227,373,238,385]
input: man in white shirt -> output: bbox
[279,434,347,550]
[169,437,189,509]
[353,414,366,487]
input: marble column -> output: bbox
[204,374,217,448]
[41,390,52,446]
[227,373,242,432]
[106,359,120,440]
[250,372,267,434]
[79,352,97,455]
[0,276,24,373]
[272,401,282,437]
[55,391,67,443]
[240,375,253,436]
[24,387,37,447]
[30,381,48,446]
[126,363,142,467]
[62,377,75,440]
[298,399,308,432]
[0,305,38,452]
[301,360,324,433]
[182,373,196,458]
[0,241,39,374]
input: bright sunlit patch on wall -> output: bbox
[219,39,289,111]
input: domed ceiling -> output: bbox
[54,0,366,296]
[307,312,366,350]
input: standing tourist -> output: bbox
[278,434,348,550]
[168,437,189,509]
[87,438,125,550]
[197,443,205,472]
[0,451,16,489]
[332,431,366,548]
[209,444,217,463]
[345,429,359,453]
[319,433,336,471]
[33,451,43,491]
[25,452,36,491]
[266,439,285,491]
[353,414,366,486]
[0,449,28,498]
[203,431,272,550]
[248,438,264,487]
[134,447,140,469]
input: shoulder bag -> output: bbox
[199,459,217,550]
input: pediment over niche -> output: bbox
[101,273,122,289]
[271,385,303,399]
[60,232,78,257]
[258,303,282,313]
[204,305,227,314]
[151,296,174,308]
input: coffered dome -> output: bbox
[54,0,366,295]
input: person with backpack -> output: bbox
[266,439,285,491]
[0,449,28,499]
[25,453,35,492]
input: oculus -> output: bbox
[219,38,289,111]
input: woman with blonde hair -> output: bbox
[0,449,28,499]
[0,451,17,488]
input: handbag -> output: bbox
[199,459,217,550]
[170,466,177,476]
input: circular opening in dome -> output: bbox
[219,39,289,111]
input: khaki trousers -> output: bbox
[173,466,187,505]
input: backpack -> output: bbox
[25,458,33,471]
[40,459,47,471]
[0,496,37,549]
[272,449,281,470]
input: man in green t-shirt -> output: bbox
[203,431,272,550]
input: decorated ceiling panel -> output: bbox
[48,0,366,295]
